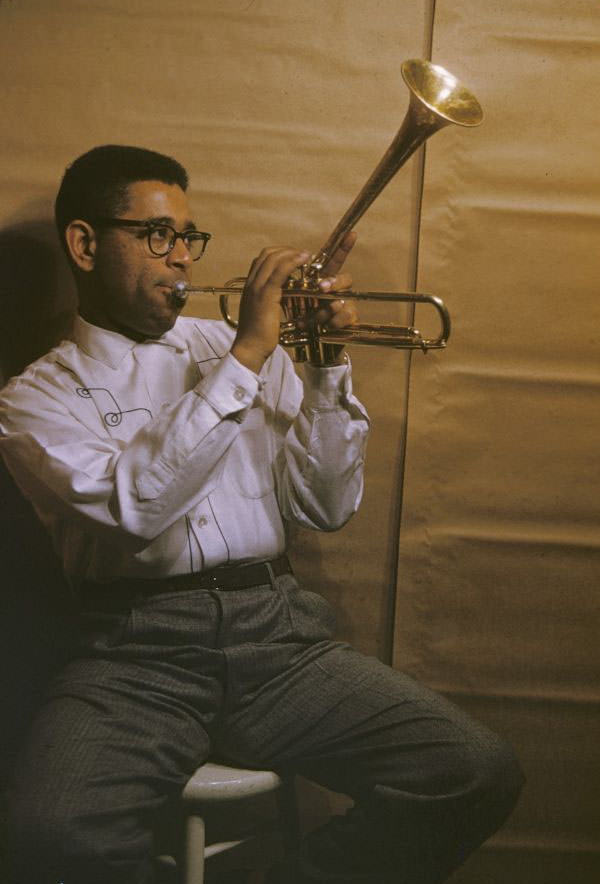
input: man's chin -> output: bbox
[116,308,180,342]
[144,312,179,339]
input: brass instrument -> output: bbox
[175,59,483,362]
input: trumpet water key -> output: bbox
[174,59,483,362]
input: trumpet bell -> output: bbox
[401,59,483,128]
[174,59,482,362]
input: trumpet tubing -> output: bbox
[177,286,451,352]
[309,59,483,277]
[174,59,482,360]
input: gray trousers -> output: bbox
[8,571,524,884]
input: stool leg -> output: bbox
[184,814,206,884]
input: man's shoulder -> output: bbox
[0,340,82,427]
[1,339,79,393]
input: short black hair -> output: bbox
[54,144,189,252]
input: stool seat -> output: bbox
[157,761,299,884]
[183,763,283,803]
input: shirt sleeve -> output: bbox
[277,357,370,531]
[0,353,261,547]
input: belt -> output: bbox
[80,555,292,605]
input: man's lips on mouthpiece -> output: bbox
[157,282,188,297]
[172,281,188,300]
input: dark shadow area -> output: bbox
[0,462,74,775]
[0,218,76,382]
[0,461,75,879]
[0,214,77,759]
[0,218,77,876]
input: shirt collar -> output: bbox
[72,315,188,369]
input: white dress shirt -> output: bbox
[0,315,369,586]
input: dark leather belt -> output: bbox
[80,555,292,606]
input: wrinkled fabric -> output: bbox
[0,316,368,585]
[8,571,523,884]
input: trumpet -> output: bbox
[175,280,451,352]
[175,59,483,362]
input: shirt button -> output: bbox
[233,386,245,402]
[198,516,208,527]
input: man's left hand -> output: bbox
[293,231,359,364]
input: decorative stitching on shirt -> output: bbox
[75,386,152,427]
[193,325,225,360]
[208,497,230,563]
[186,517,206,572]
[193,325,226,378]
[56,364,153,427]
[184,513,194,573]
[195,358,221,372]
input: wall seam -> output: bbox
[383,0,437,665]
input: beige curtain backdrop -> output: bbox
[0,1,598,881]
[395,1,600,881]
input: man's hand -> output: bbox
[231,232,358,374]
[294,231,359,365]
[231,247,310,374]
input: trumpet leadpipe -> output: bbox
[173,283,438,304]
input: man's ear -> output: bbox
[65,220,97,272]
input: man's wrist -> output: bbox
[231,342,267,375]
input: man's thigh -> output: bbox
[219,639,506,802]
[8,631,220,883]
[13,659,212,811]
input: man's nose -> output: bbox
[166,235,192,269]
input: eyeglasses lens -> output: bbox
[148,226,208,261]
[185,234,208,261]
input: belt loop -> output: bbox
[265,559,276,587]
[265,555,291,587]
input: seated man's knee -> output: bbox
[442,721,525,834]
[391,712,524,821]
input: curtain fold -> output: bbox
[395,1,600,878]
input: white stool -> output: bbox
[159,761,299,884]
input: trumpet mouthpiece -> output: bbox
[173,281,188,302]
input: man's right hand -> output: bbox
[231,247,310,374]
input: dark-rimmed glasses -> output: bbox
[90,218,211,261]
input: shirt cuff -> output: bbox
[301,358,353,410]
[194,352,260,417]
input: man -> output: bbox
[0,145,523,884]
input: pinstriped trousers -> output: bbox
[8,571,524,884]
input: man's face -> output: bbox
[90,180,195,340]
